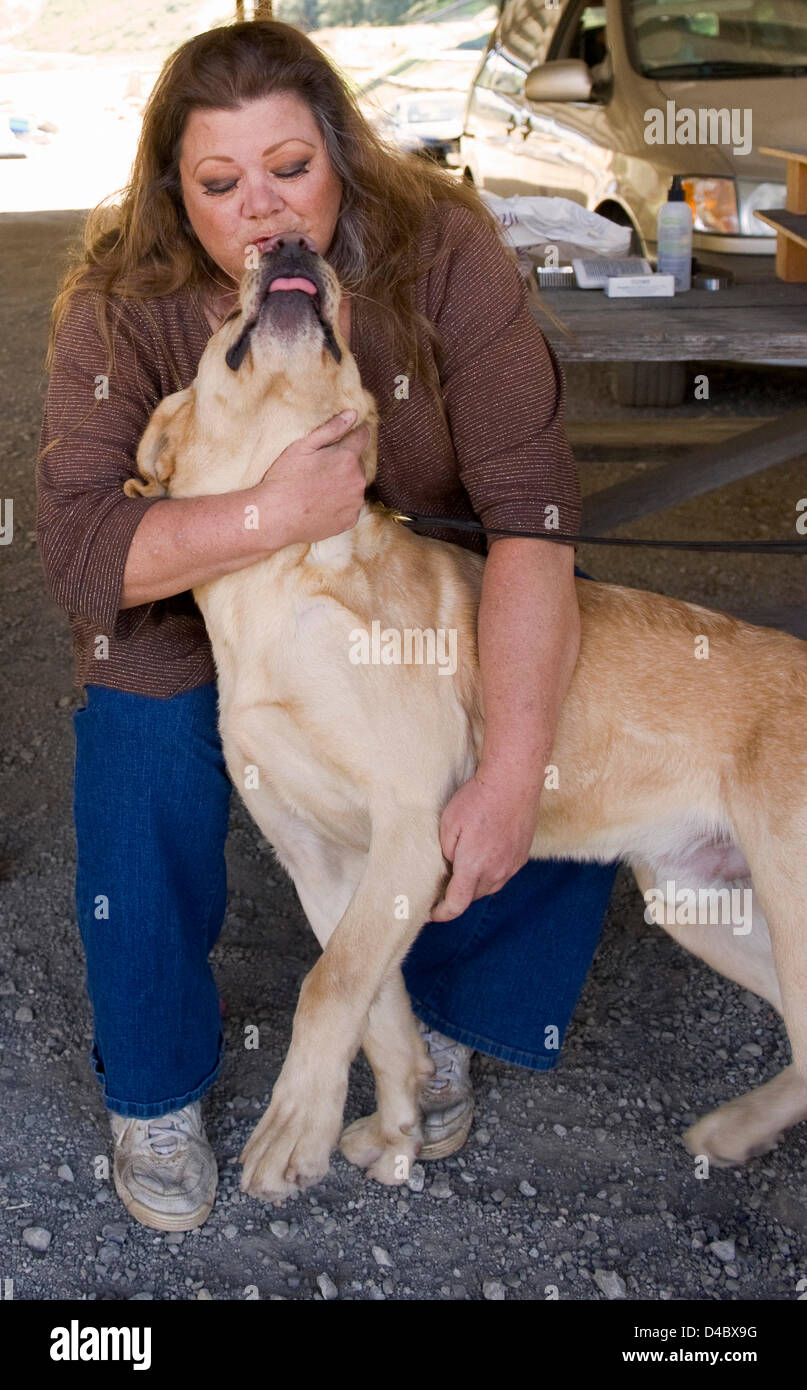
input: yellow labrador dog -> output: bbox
[125,233,807,1205]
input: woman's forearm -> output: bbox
[475,537,580,794]
[119,484,287,608]
[429,537,581,918]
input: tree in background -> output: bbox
[277,0,416,28]
[277,0,322,30]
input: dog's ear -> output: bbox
[124,387,193,499]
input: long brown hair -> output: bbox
[45,19,511,398]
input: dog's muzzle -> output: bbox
[225,233,342,372]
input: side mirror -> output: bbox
[525,59,593,103]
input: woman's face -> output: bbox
[178,91,343,295]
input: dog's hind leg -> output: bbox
[684,1063,807,1167]
[240,810,448,1202]
[706,817,807,1164]
[340,968,433,1184]
[631,854,807,1165]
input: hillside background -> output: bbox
[0,0,494,210]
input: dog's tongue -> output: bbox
[268,277,317,296]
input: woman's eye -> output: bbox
[202,161,309,196]
[275,162,311,180]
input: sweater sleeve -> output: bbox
[35,289,166,636]
[430,205,581,542]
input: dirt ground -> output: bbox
[1,209,806,1302]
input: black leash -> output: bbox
[375,507,807,555]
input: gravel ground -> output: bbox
[2,211,807,1302]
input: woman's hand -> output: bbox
[254,409,370,548]
[429,766,542,921]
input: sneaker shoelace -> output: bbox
[131,1107,199,1157]
[420,1028,467,1090]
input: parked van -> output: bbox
[458,0,804,267]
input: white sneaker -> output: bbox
[110,1101,217,1231]
[417,1020,475,1159]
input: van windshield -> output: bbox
[628,0,807,76]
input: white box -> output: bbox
[605,274,676,297]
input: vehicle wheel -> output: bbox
[594,200,642,256]
[613,361,687,407]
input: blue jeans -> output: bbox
[72,615,618,1119]
[73,683,230,1118]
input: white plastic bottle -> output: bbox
[656,175,693,292]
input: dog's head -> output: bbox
[124,233,378,503]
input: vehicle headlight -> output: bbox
[681,177,738,234]
[679,177,787,237]
[736,179,787,236]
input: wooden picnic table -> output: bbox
[527,280,807,535]
[529,282,807,365]
[527,277,807,636]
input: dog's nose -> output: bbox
[260,233,317,256]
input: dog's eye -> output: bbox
[222,308,240,325]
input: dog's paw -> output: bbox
[239,1083,343,1203]
[239,1166,300,1207]
[238,1117,330,1203]
[339,1111,422,1185]
[682,1107,783,1168]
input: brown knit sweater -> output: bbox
[36,202,581,699]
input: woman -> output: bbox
[36,20,618,1232]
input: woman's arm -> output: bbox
[429,536,580,921]
[36,286,369,625]
[119,411,369,608]
[118,488,285,608]
[422,206,584,919]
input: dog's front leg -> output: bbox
[340,967,434,1184]
[239,814,448,1203]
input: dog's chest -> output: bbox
[193,544,479,813]
[194,566,359,706]
[292,599,335,638]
